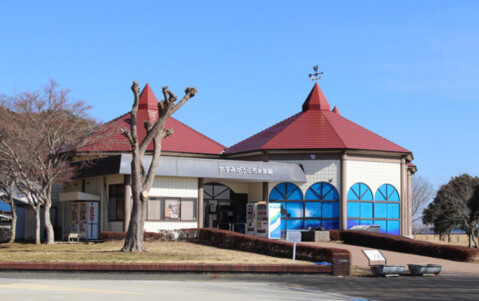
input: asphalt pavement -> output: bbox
[1,271,479,301]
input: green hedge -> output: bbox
[330,230,478,262]
[182,228,350,264]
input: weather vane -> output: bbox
[309,65,324,82]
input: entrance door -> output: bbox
[203,183,247,233]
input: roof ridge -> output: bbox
[320,111,347,148]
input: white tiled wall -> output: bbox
[346,160,401,196]
[150,177,198,198]
[272,159,341,196]
[145,221,198,231]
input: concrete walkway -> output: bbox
[306,241,479,275]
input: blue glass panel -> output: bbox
[305,189,320,200]
[347,184,360,200]
[388,203,400,219]
[388,190,400,202]
[347,202,360,218]
[305,182,339,201]
[349,183,373,201]
[360,202,373,218]
[305,202,321,217]
[286,183,303,200]
[304,219,322,229]
[322,183,339,200]
[323,202,339,218]
[361,188,373,201]
[0,201,12,211]
[269,188,284,201]
[280,219,287,231]
[347,219,360,229]
[375,220,387,234]
[375,185,387,201]
[387,220,400,235]
[375,184,400,202]
[374,203,387,218]
[322,219,339,230]
[286,219,303,230]
[286,202,303,218]
[360,219,373,225]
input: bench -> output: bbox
[68,232,80,243]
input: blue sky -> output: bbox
[1,1,478,189]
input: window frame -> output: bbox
[108,184,125,222]
[146,197,197,222]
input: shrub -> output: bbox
[186,228,350,264]
[99,231,174,242]
[338,230,478,262]
[0,228,11,243]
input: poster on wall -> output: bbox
[165,200,179,219]
[268,203,282,239]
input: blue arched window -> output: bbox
[269,182,303,232]
[347,183,373,229]
[374,184,400,235]
[304,182,339,230]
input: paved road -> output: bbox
[1,272,479,300]
[306,241,479,275]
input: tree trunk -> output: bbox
[34,207,41,245]
[44,202,55,244]
[122,156,145,252]
[448,232,451,243]
[471,232,478,248]
[8,204,16,243]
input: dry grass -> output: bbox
[414,234,476,247]
[0,241,312,265]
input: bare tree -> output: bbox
[121,81,197,252]
[0,81,104,244]
[411,175,435,232]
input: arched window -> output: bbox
[374,184,400,235]
[347,183,374,229]
[269,182,303,231]
[304,182,340,230]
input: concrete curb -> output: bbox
[0,262,333,274]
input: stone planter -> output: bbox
[408,264,442,276]
[370,265,405,277]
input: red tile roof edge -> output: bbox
[324,111,411,153]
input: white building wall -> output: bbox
[271,159,341,196]
[346,160,401,197]
[204,180,249,195]
[150,177,197,198]
[145,221,197,232]
[247,183,263,202]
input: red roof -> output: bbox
[225,83,410,155]
[80,84,225,155]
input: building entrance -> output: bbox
[203,183,247,233]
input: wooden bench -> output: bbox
[68,232,80,243]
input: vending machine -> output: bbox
[71,201,99,240]
[245,202,281,239]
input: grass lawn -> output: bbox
[0,241,312,265]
